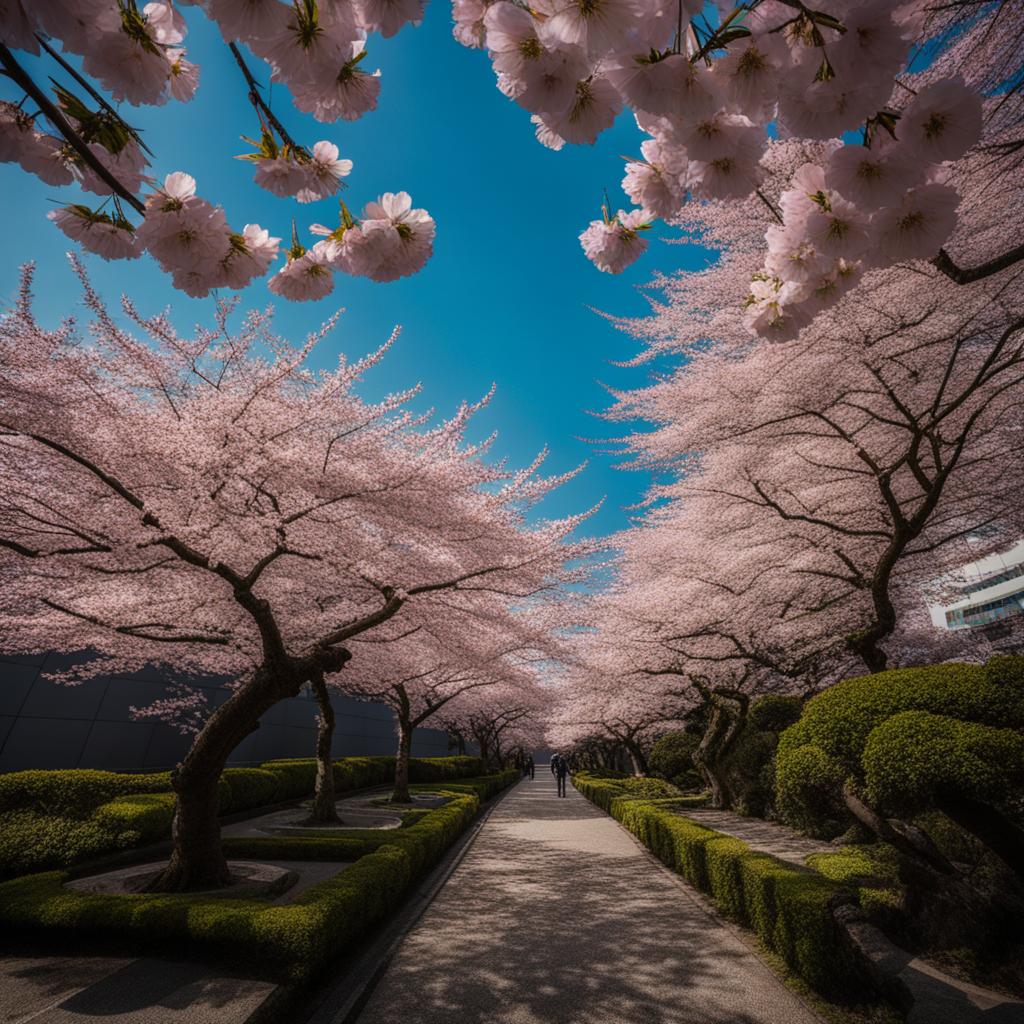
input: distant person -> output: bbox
[525,755,535,779]
[551,753,569,797]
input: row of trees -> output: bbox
[0,257,572,889]
[546,0,1024,861]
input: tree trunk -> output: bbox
[693,687,748,809]
[476,732,491,770]
[308,673,340,824]
[625,741,648,776]
[149,665,296,892]
[843,783,958,875]
[938,794,1024,882]
[392,713,413,804]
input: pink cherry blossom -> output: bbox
[48,205,142,260]
[579,208,649,273]
[897,77,983,164]
[872,183,960,262]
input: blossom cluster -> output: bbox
[0,0,436,300]
[241,137,353,203]
[745,78,982,340]
[453,0,983,329]
[204,0,403,123]
[0,97,151,196]
[6,0,198,106]
[50,171,279,296]
[269,191,436,300]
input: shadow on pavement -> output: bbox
[356,777,820,1024]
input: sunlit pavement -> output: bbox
[356,772,823,1024]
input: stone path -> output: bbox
[678,808,833,867]
[355,773,823,1024]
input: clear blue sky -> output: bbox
[0,6,709,538]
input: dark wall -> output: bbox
[0,652,452,773]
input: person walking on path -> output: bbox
[551,753,568,797]
[525,755,535,779]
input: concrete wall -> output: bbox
[0,652,453,773]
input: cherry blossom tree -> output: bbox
[602,125,1024,671]
[0,257,590,888]
[341,588,577,800]
[436,671,552,768]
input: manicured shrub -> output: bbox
[93,794,176,845]
[649,732,701,790]
[257,759,318,800]
[0,811,129,879]
[0,769,172,816]
[777,663,1024,778]
[775,661,1024,835]
[408,756,485,782]
[862,710,1024,814]
[218,768,286,815]
[749,695,804,734]
[774,744,847,837]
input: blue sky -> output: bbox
[0,5,709,538]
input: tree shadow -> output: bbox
[357,780,819,1024]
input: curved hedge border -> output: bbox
[0,756,486,880]
[573,772,858,996]
[0,769,520,980]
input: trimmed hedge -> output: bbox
[223,772,520,867]
[0,769,518,980]
[0,756,490,880]
[573,771,856,995]
[0,769,173,815]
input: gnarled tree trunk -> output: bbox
[151,666,295,892]
[938,793,1024,883]
[391,684,414,804]
[308,672,340,824]
[625,739,649,776]
[693,687,749,809]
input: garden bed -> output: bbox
[0,769,520,980]
[0,755,485,880]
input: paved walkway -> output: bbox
[0,955,274,1024]
[678,809,833,867]
[356,774,822,1024]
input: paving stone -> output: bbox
[0,955,274,1024]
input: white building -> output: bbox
[928,540,1024,632]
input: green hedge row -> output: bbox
[224,772,520,871]
[573,772,856,995]
[0,756,486,880]
[0,782,485,983]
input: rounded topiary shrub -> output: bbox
[775,661,1024,836]
[649,732,700,790]
[748,695,803,734]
